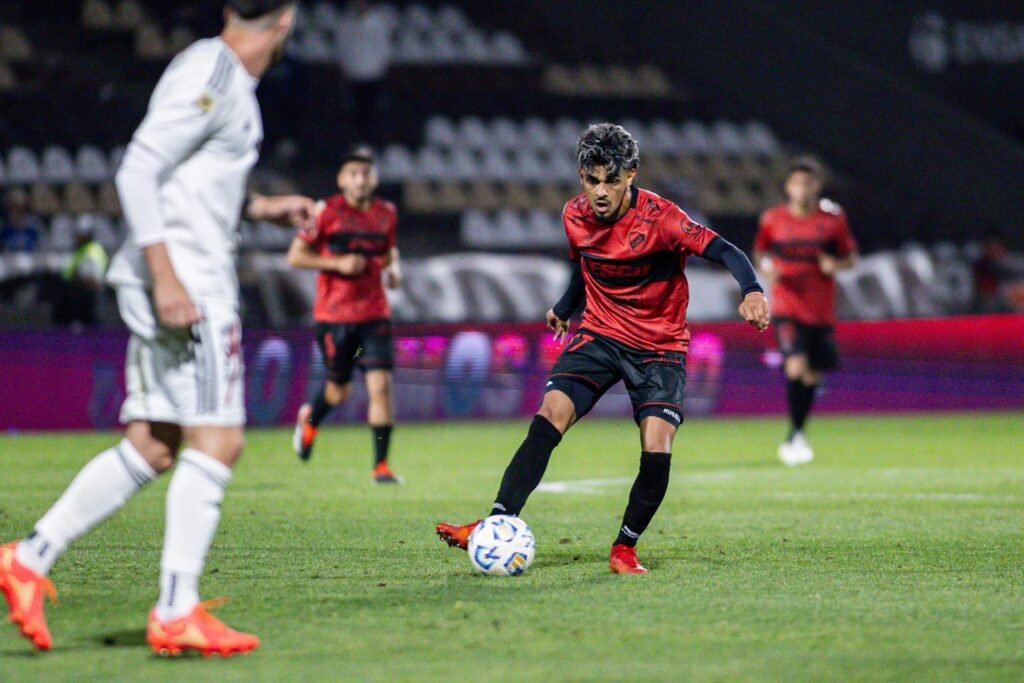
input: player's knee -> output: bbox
[125,422,179,473]
[366,372,393,400]
[537,394,575,433]
[784,355,808,380]
[325,382,351,405]
[639,417,677,453]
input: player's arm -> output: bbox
[703,236,771,332]
[245,193,317,233]
[383,246,403,289]
[818,205,859,277]
[286,237,366,276]
[115,58,227,329]
[547,261,583,343]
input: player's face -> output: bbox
[338,161,378,204]
[785,170,822,209]
[580,165,637,222]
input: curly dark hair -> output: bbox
[576,123,639,178]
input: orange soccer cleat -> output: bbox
[0,542,58,651]
[373,461,403,485]
[609,544,648,575]
[435,520,481,551]
[293,404,317,462]
[147,599,260,658]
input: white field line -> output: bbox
[535,473,1022,502]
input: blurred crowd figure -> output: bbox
[51,217,108,329]
[1,189,44,253]
[336,0,394,144]
[973,236,1024,313]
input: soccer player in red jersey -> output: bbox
[753,157,859,466]
[437,124,771,574]
[288,146,404,483]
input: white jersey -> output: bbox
[108,38,263,306]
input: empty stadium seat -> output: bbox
[465,181,502,211]
[41,147,76,184]
[459,29,491,64]
[425,116,458,148]
[435,6,470,34]
[490,32,526,64]
[378,145,415,183]
[48,214,77,250]
[448,148,479,182]
[522,118,554,151]
[490,118,520,151]
[415,147,447,181]
[7,147,41,185]
[75,146,109,183]
[678,121,715,156]
[744,121,781,157]
[458,117,491,151]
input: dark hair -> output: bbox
[785,156,825,181]
[339,144,376,169]
[576,123,639,178]
[226,0,293,20]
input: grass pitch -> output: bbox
[1,413,1022,682]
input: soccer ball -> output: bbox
[468,515,536,576]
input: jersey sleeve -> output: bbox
[666,205,718,256]
[130,52,228,169]
[753,212,774,253]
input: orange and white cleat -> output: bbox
[435,520,481,551]
[293,404,317,462]
[147,599,260,658]
[373,461,403,485]
[609,544,648,575]
[0,542,58,651]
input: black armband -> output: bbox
[703,236,764,298]
[552,261,585,320]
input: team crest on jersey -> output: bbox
[195,93,216,114]
[629,231,647,251]
[681,217,704,235]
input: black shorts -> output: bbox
[546,329,686,428]
[315,319,394,385]
[774,317,840,371]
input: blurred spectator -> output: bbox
[973,236,1024,313]
[1,188,44,253]
[52,217,109,328]
[337,0,394,143]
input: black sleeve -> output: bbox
[703,236,764,298]
[552,261,584,320]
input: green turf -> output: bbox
[1,413,1022,682]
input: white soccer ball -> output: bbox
[468,515,536,576]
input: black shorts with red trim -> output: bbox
[315,319,394,385]
[774,317,840,371]
[546,328,686,428]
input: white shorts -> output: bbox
[117,286,246,428]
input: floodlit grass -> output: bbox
[1,413,1022,681]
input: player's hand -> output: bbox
[385,266,403,289]
[335,254,367,276]
[153,274,201,330]
[739,292,771,332]
[546,309,570,344]
[818,253,839,277]
[248,194,317,232]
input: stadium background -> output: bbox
[0,0,1023,430]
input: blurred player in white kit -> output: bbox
[1,0,313,657]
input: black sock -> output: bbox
[614,451,671,548]
[309,386,335,427]
[372,425,392,466]
[491,415,563,517]
[786,380,817,438]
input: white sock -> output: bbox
[156,449,232,622]
[16,440,156,576]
